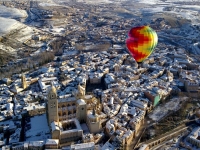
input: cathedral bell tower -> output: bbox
[47,84,58,125]
[87,107,102,133]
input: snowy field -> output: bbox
[39,1,60,7]
[149,98,182,121]
[25,114,51,141]
[54,0,200,25]
[0,43,16,54]
[0,17,22,36]
[0,5,28,37]
[137,0,199,4]
[135,0,200,25]
[0,5,27,19]
[0,17,36,49]
[37,0,200,32]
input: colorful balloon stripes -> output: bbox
[126,26,158,62]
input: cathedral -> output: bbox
[46,84,102,146]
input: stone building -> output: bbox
[47,85,59,125]
[23,103,46,117]
[114,64,120,72]
[139,144,149,150]
[116,129,135,150]
[46,85,102,146]
[45,139,59,149]
[87,109,102,134]
[28,141,45,150]
[76,99,87,123]
[144,91,161,107]
[51,119,83,146]
[184,80,199,93]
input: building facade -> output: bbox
[47,85,59,125]
[47,85,102,146]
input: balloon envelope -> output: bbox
[126,26,158,62]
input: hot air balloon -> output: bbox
[126,26,158,62]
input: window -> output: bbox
[82,108,84,110]
[51,94,54,98]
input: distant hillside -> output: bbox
[0,5,27,19]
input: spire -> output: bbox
[21,73,27,89]
[49,82,57,95]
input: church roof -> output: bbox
[51,121,62,131]
[45,139,59,145]
[58,97,76,103]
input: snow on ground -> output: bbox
[165,99,180,111]
[56,0,114,4]
[149,106,168,122]
[149,98,181,121]
[135,0,159,4]
[167,6,200,25]
[165,0,199,2]
[79,0,112,3]
[25,114,51,141]
[132,0,200,25]
[63,50,79,56]
[14,26,35,43]
[0,17,36,44]
[81,123,90,134]
[0,5,27,19]
[0,43,16,53]
[0,17,22,36]
[39,2,60,7]
[50,27,65,33]
[137,0,199,4]
[68,0,112,4]
[141,6,165,13]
